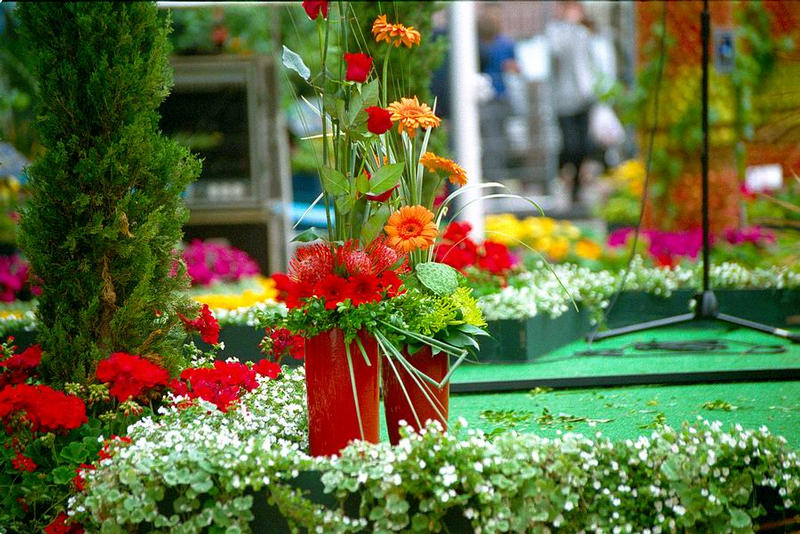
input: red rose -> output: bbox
[253,359,281,379]
[343,52,373,83]
[302,0,328,20]
[365,106,393,135]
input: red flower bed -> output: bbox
[95,352,170,402]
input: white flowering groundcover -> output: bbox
[65,366,800,533]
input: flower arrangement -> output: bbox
[275,0,497,453]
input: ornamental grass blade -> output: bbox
[376,331,447,423]
[293,192,324,230]
[377,336,422,429]
[344,342,365,441]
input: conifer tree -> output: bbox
[17,3,201,384]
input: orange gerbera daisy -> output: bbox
[420,151,468,186]
[371,14,422,48]
[384,205,438,253]
[387,97,441,138]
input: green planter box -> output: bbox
[478,307,592,362]
[605,289,800,328]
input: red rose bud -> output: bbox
[302,0,328,20]
[343,52,373,83]
[365,106,393,135]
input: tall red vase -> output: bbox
[304,329,380,457]
[382,346,449,445]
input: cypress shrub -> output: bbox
[17,2,201,384]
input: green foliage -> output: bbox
[16,3,201,384]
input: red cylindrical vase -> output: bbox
[305,329,380,456]
[382,346,450,445]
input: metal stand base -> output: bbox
[589,291,800,343]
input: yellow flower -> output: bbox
[420,152,467,186]
[384,205,438,252]
[523,217,556,241]
[387,97,441,138]
[372,14,422,48]
[194,276,278,311]
[547,237,570,261]
[575,239,603,260]
[485,214,524,245]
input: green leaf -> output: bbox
[335,190,356,215]
[356,172,370,194]
[369,163,404,193]
[59,441,90,463]
[360,204,391,244]
[291,227,323,243]
[415,262,459,296]
[282,45,310,81]
[360,79,379,107]
[320,167,349,196]
[52,465,76,485]
[458,323,490,337]
[728,507,752,529]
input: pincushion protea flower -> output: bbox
[371,14,421,48]
[387,97,441,138]
[384,205,438,253]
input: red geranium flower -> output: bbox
[0,383,87,433]
[443,221,473,243]
[302,0,328,20]
[179,304,220,345]
[177,361,258,412]
[365,106,393,135]
[435,241,478,271]
[315,274,349,309]
[96,352,170,402]
[343,52,373,83]
[11,452,36,472]
[253,359,281,379]
[72,463,95,492]
[346,273,382,306]
[0,344,43,386]
[477,241,515,274]
[264,327,304,361]
[44,512,84,534]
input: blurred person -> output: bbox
[478,11,521,178]
[545,1,598,204]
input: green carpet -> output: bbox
[453,322,800,383]
[377,324,800,448]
